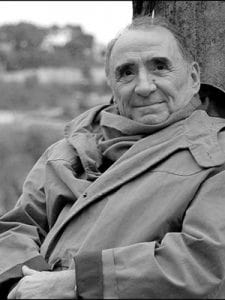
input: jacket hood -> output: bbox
[199,82,225,118]
[200,82,225,99]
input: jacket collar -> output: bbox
[64,96,201,180]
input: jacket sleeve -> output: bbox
[74,170,225,298]
[0,150,51,298]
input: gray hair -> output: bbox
[105,15,195,79]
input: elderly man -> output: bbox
[1,15,225,299]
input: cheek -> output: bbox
[156,79,179,100]
[174,66,191,91]
[174,74,189,91]
[156,73,189,100]
[114,85,133,107]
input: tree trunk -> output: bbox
[132,1,225,92]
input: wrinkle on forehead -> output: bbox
[114,52,172,70]
[110,27,184,74]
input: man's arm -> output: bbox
[74,170,225,298]
[0,151,51,299]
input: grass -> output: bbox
[0,121,64,214]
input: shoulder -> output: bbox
[44,138,75,163]
[185,110,225,168]
[42,104,111,163]
[65,103,110,136]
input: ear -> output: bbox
[190,61,201,94]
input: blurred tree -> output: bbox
[0,22,47,51]
[0,22,96,70]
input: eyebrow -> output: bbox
[114,56,171,74]
[148,57,171,65]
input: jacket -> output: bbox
[1,90,225,298]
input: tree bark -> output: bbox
[132,1,225,92]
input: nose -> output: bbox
[135,70,156,97]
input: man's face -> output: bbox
[109,27,200,125]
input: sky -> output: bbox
[0,1,132,45]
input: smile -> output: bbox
[133,101,165,108]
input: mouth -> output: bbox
[133,101,165,108]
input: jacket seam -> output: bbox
[150,169,203,177]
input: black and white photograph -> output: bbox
[1,1,225,298]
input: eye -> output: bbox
[123,69,134,76]
[116,65,136,82]
[156,63,166,71]
[120,67,135,78]
[151,58,170,73]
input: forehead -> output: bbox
[110,27,182,70]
